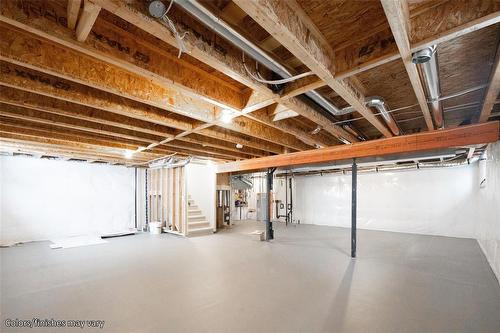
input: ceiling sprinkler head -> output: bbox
[148,0,167,18]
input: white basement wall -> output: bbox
[476,141,500,281]
[185,162,216,229]
[275,164,478,238]
[0,156,136,245]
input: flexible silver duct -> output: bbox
[412,46,444,128]
[174,0,349,119]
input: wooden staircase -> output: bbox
[187,195,213,235]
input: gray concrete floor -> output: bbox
[2,221,500,333]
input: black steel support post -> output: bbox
[266,168,276,240]
[134,167,137,229]
[351,159,357,258]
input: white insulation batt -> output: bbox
[0,156,135,245]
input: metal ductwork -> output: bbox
[340,97,401,136]
[412,45,444,129]
[174,0,362,142]
[231,175,253,189]
[365,97,400,136]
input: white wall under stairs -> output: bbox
[185,162,216,234]
[187,196,213,235]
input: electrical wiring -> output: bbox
[242,53,315,85]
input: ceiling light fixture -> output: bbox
[236,143,243,149]
[220,109,233,124]
[124,150,134,159]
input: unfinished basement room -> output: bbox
[1,0,500,332]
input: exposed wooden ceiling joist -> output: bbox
[0,2,323,152]
[67,0,81,30]
[381,0,434,131]
[335,1,500,79]
[233,0,393,138]
[479,43,500,123]
[75,0,100,42]
[0,86,274,156]
[90,0,357,144]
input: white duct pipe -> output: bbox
[365,96,401,136]
[412,46,444,128]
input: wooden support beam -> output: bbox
[381,0,434,131]
[75,0,100,42]
[234,0,392,138]
[479,43,500,123]
[67,0,81,29]
[217,121,500,173]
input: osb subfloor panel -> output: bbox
[2,221,500,333]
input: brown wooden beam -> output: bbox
[381,0,434,131]
[217,121,500,173]
[67,0,81,29]
[75,0,100,42]
[479,43,500,123]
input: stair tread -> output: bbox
[189,220,209,225]
[189,226,213,232]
